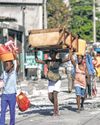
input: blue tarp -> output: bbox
[86,54,95,75]
[94,48,100,53]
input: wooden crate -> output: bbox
[72,37,78,51]
[65,33,73,48]
[28,28,67,48]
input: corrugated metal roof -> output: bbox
[0,0,43,4]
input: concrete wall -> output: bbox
[0,0,43,4]
[0,4,43,35]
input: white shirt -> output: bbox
[1,70,17,94]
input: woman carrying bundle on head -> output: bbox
[69,49,89,113]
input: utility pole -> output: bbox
[43,0,47,29]
[93,0,96,43]
[22,6,26,80]
[43,0,48,77]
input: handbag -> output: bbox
[47,70,61,82]
[16,92,30,112]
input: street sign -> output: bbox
[25,51,43,69]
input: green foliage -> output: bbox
[96,21,100,41]
[69,0,94,41]
[47,0,100,42]
[47,0,70,28]
[96,2,100,41]
[69,0,100,42]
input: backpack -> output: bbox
[16,92,30,112]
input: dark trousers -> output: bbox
[0,94,16,125]
[86,75,94,96]
[87,84,92,96]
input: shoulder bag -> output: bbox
[47,70,61,82]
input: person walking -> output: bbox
[0,55,19,125]
[64,53,77,93]
[35,50,69,116]
[69,50,88,113]
[85,51,95,98]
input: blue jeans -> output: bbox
[75,86,86,97]
[0,94,16,125]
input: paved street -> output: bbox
[1,78,100,125]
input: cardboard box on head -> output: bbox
[77,39,86,56]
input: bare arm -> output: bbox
[69,49,76,66]
[35,52,46,65]
[85,63,90,82]
[16,59,20,73]
[85,66,89,77]
[62,54,70,63]
[12,51,20,73]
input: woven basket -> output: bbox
[0,52,15,62]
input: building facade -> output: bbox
[0,0,44,78]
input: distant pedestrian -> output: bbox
[64,53,77,93]
[69,50,88,113]
[35,50,69,116]
[85,51,95,98]
[0,54,19,125]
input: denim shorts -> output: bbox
[75,86,86,97]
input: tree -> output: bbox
[47,0,70,28]
[69,0,100,42]
[96,20,100,41]
[96,2,100,42]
